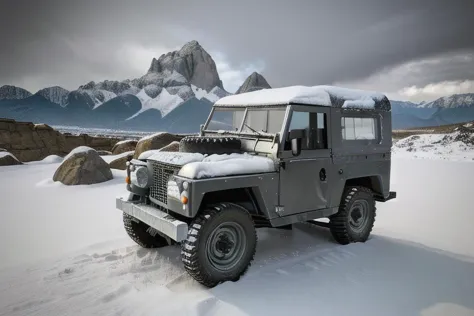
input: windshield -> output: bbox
[205,107,286,135]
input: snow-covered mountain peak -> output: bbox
[0,85,32,100]
[191,85,232,103]
[128,87,184,120]
[147,40,223,91]
[421,93,474,108]
[36,86,69,106]
[235,72,271,94]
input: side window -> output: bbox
[286,111,328,150]
[341,117,376,140]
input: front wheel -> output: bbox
[329,186,376,245]
[181,203,257,288]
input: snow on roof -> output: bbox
[214,85,390,110]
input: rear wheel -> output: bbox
[329,186,376,245]
[181,203,257,288]
[123,213,170,248]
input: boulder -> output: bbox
[53,146,113,185]
[134,133,183,159]
[111,140,138,155]
[159,141,180,152]
[97,150,112,155]
[109,152,134,170]
[0,152,22,166]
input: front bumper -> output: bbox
[116,195,188,242]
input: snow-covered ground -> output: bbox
[1,151,474,316]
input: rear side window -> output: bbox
[341,117,376,140]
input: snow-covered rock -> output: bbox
[111,140,137,155]
[235,72,271,94]
[53,146,113,185]
[134,132,183,159]
[36,86,69,106]
[0,151,22,166]
[0,85,32,100]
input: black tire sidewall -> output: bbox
[344,189,375,241]
[196,207,256,281]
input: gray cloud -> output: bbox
[1,0,473,96]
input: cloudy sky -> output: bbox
[1,0,473,102]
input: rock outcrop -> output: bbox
[0,152,22,166]
[147,41,223,91]
[0,85,32,100]
[133,133,183,159]
[111,140,138,155]
[235,72,271,94]
[0,118,120,162]
[53,147,113,185]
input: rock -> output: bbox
[97,150,112,155]
[134,133,183,159]
[0,85,32,100]
[53,146,113,185]
[109,152,134,170]
[159,141,180,152]
[147,41,223,91]
[0,152,22,166]
[111,140,138,155]
[235,72,271,94]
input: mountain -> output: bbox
[421,93,474,108]
[0,85,32,100]
[147,40,223,91]
[36,86,69,106]
[2,40,474,133]
[236,72,271,94]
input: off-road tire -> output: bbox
[329,186,376,245]
[181,203,257,288]
[123,213,170,248]
[179,136,241,155]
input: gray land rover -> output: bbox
[116,85,396,288]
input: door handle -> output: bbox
[319,168,326,181]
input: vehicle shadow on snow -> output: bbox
[206,223,474,316]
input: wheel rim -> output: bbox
[206,222,247,272]
[348,200,370,233]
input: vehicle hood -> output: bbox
[142,151,277,179]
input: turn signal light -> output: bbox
[125,176,131,184]
[181,196,188,205]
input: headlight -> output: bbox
[131,166,149,188]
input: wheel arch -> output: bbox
[344,175,383,196]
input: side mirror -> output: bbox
[289,129,305,156]
[199,124,204,136]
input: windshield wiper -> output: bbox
[244,123,263,136]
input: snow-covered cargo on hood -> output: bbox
[215,85,391,111]
[143,151,205,165]
[178,153,276,179]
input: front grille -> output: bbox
[149,161,181,205]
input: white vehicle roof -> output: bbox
[214,85,391,111]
